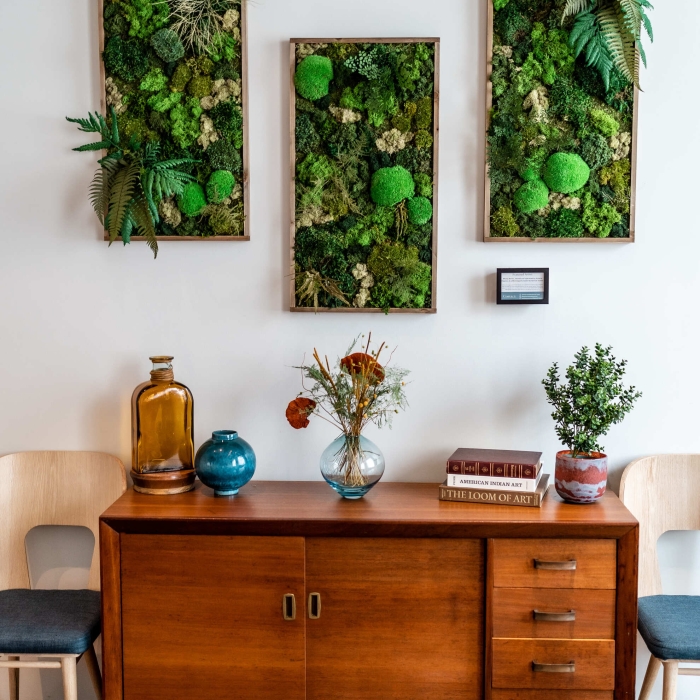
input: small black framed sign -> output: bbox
[497,268,549,305]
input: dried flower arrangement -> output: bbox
[291,40,439,311]
[68,0,247,256]
[286,334,409,489]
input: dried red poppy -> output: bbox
[340,353,385,382]
[286,397,317,429]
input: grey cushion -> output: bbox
[0,589,100,654]
[639,595,700,661]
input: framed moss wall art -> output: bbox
[484,0,638,243]
[95,0,249,247]
[289,39,440,313]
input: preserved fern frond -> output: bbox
[131,198,159,258]
[570,10,614,89]
[562,0,593,22]
[107,161,140,244]
[89,158,120,224]
[296,270,351,310]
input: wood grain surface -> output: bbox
[305,538,483,700]
[492,639,615,690]
[492,691,613,700]
[101,482,638,539]
[492,539,617,589]
[492,587,616,639]
[120,535,306,700]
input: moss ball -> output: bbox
[206,170,235,203]
[370,166,415,207]
[150,28,185,63]
[207,139,242,174]
[542,153,590,194]
[407,197,433,225]
[514,178,549,213]
[177,183,207,217]
[294,56,334,101]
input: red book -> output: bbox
[447,448,542,479]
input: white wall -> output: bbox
[0,0,698,697]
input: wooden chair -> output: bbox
[620,454,700,700]
[0,451,126,700]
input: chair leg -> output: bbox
[8,656,19,700]
[639,655,662,700]
[61,656,78,700]
[83,644,103,700]
[662,660,679,700]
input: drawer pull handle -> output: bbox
[308,592,322,619]
[534,559,577,571]
[533,609,576,622]
[533,661,576,673]
[283,594,296,621]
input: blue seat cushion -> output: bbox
[639,595,700,661]
[0,589,100,655]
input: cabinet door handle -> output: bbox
[534,559,577,571]
[308,592,322,619]
[532,661,576,673]
[533,609,576,622]
[283,594,296,621]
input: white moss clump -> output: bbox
[376,129,413,155]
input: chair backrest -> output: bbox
[619,454,700,598]
[0,451,126,592]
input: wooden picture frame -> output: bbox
[483,0,637,243]
[97,0,250,242]
[289,38,440,313]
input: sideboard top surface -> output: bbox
[101,482,637,538]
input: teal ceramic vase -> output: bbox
[195,430,256,496]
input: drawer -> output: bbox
[492,539,616,589]
[491,639,615,690]
[492,588,616,639]
[492,692,613,700]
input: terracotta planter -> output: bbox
[554,450,608,504]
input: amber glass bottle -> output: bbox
[131,356,195,495]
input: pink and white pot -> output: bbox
[554,450,608,504]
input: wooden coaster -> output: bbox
[131,468,196,495]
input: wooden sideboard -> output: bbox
[99,482,638,700]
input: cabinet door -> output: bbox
[306,538,484,700]
[121,535,305,700]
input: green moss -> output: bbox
[150,28,184,63]
[407,197,433,225]
[296,113,320,153]
[370,166,415,207]
[206,170,235,203]
[178,182,207,216]
[188,75,213,99]
[367,242,431,309]
[414,130,433,150]
[295,56,334,101]
[104,4,128,37]
[491,206,520,237]
[395,146,431,174]
[207,139,242,174]
[600,159,631,197]
[345,207,395,247]
[392,114,412,133]
[210,101,243,148]
[170,97,203,149]
[339,86,365,111]
[530,22,575,85]
[580,133,612,170]
[550,77,591,127]
[209,32,238,63]
[542,153,590,194]
[139,67,168,92]
[118,0,168,39]
[414,97,432,130]
[514,179,549,213]
[413,173,432,198]
[590,109,620,137]
[103,36,149,82]
[170,63,193,92]
[494,0,511,8]
[494,2,531,45]
[545,208,584,238]
[297,154,335,186]
[147,89,182,112]
[582,192,621,238]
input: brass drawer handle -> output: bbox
[534,559,577,571]
[533,661,576,673]
[533,609,576,622]
[308,592,322,619]
[283,593,296,621]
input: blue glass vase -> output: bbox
[320,434,385,499]
[195,430,256,496]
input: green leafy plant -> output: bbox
[67,108,198,257]
[543,343,641,457]
[565,0,654,89]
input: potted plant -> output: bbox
[286,334,409,499]
[543,344,641,504]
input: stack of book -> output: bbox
[439,448,549,508]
